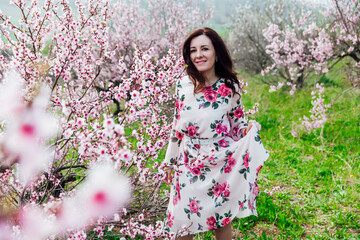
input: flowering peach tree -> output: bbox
[0,0,210,239]
[263,0,360,131]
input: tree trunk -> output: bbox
[296,68,304,88]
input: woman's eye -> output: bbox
[190,50,196,53]
[202,48,208,51]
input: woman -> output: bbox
[163,27,268,240]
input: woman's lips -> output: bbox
[195,60,206,64]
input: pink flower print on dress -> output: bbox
[224,165,232,173]
[175,99,179,109]
[248,200,254,211]
[216,123,223,134]
[218,84,232,97]
[232,126,238,136]
[184,151,189,165]
[213,184,224,197]
[253,182,259,199]
[173,197,178,206]
[218,139,229,147]
[222,217,231,226]
[168,212,174,228]
[190,167,201,176]
[175,131,184,140]
[206,216,216,230]
[227,155,236,167]
[203,88,217,102]
[256,165,263,175]
[189,200,199,213]
[234,107,244,118]
[173,182,181,206]
[187,126,197,137]
[179,102,184,111]
[175,99,184,111]
[223,189,230,198]
[221,124,228,134]
[175,182,181,200]
[239,202,244,210]
[243,153,250,169]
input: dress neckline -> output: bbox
[204,77,222,89]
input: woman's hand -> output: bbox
[243,120,261,136]
[163,167,173,185]
[249,120,261,131]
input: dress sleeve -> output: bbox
[227,90,248,141]
[163,80,183,168]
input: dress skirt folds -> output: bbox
[163,76,269,237]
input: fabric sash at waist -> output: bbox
[183,135,224,145]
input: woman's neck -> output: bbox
[203,69,218,87]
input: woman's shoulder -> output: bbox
[178,75,192,85]
[176,75,193,90]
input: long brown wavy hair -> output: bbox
[182,27,240,94]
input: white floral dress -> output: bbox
[163,76,269,237]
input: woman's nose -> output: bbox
[195,50,202,58]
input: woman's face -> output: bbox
[190,35,217,75]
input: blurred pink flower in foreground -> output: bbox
[58,162,131,231]
[16,162,130,239]
[0,70,58,184]
[0,70,130,239]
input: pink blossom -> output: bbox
[18,205,57,240]
[0,70,24,119]
[58,162,130,231]
[302,83,328,131]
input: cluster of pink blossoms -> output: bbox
[263,0,360,131]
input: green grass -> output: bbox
[229,69,360,239]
